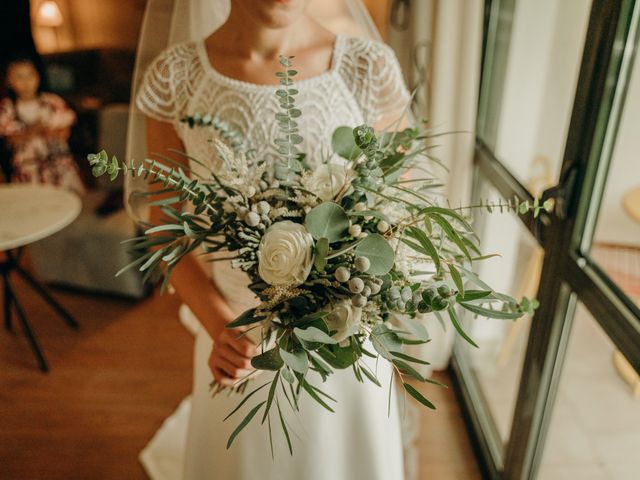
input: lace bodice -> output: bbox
[136,35,409,174]
[136,34,409,311]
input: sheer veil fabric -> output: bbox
[127,1,419,479]
[125,0,381,221]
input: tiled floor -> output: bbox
[467,303,639,480]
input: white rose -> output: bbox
[258,221,314,286]
[306,162,351,201]
[325,300,362,342]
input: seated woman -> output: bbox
[0,56,85,195]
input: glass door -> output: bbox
[450,0,640,479]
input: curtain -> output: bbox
[388,0,484,371]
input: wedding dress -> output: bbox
[135,33,411,480]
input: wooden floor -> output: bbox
[0,275,481,480]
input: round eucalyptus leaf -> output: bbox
[304,202,349,242]
[331,126,362,160]
[354,233,395,275]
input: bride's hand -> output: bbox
[209,306,259,386]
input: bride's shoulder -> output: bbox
[337,36,409,125]
[338,35,400,73]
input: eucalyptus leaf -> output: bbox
[459,302,524,320]
[447,307,478,348]
[331,126,362,160]
[226,308,264,329]
[223,381,271,421]
[304,202,350,242]
[314,237,329,272]
[227,401,265,449]
[393,315,429,342]
[391,350,431,365]
[354,233,395,275]
[279,348,309,374]
[448,264,464,298]
[392,359,426,382]
[403,383,436,409]
[370,323,402,360]
[294,327,338,344]
[251,348,284,371]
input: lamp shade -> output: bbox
[37,1,63,27]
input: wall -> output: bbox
[32,0,145,52]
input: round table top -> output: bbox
[0,184,82,251]
[623,186,640,224]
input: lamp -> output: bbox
[36,1,63,28]
[35,1,64,51]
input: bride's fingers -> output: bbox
[217,344,253,370]
[222,330,258,358]
[213,352,252,380]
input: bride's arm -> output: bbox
[146,117,256,385]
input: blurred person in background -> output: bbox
[0,56,84,194]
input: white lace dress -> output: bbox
[136,34,411,480]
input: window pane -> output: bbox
[478,0,592,187]
[539,302,640,479]
[456,183,542,446]
[592,40,640,303]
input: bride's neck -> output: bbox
[208,11,315,61]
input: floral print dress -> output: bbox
[0,93,85,195]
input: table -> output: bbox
[0,184,82,372]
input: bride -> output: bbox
[128,0,412,478]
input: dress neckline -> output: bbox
[195,35,345,92]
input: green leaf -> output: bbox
[314,237,329,272]
[393,359,426,382]
[281,367,295,384]
[299,377,335,412]
[279,348,308,374]
[227,401,265,449]
[348,210,390,222]
[294,327,338,344]
[304,202,350,242]
[251,348,284,371]
[448,264,464,298]
[226,308,264,329]
[331,126,362,160]
[276,400,293,455]
[391,350,431,365]
[370,323,402,360]
[223,381,271,421]
[393,315,429,342]
[456,289,492,302]
[456,266,515,304]
[403,383,436,409]
[447,307,478,348]
[430,213,471,260]
[459,302,524,320]
[360,364,382,387]
[354,233,395,275]
[262,371,280,424]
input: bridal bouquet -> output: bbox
[88,56,544,454]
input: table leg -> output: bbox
[15,266,79,330]
[4,274,49,372]
[3,273,12,332]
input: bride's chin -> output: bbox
[234,0,310,29]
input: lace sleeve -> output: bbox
[340,38,411,127]
[369,43,411,127]
[136,48,178,123]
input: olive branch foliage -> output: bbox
[88,55,547,456]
